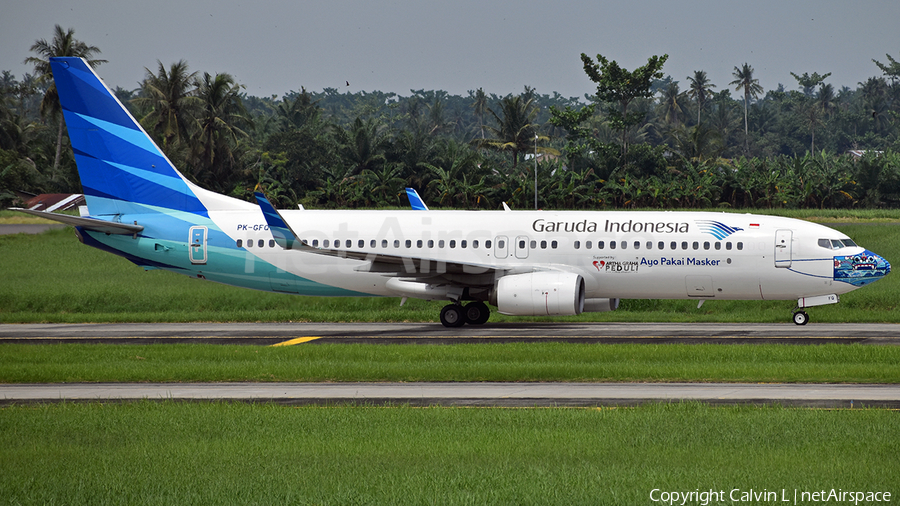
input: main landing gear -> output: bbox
[792,310,809,325]
[440,301,490,327]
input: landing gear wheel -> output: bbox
[792,311,809,326]
[464,301,490,325]
[440,304,466,328]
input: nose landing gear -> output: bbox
[792,310,809,325]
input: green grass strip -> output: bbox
[1,402,896,505]
[3,343,900,383]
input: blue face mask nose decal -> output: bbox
[834,250,891,286]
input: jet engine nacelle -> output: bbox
[496,272,585,316]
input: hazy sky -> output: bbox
[3,0,899,100]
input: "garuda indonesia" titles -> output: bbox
[532,219,690,234]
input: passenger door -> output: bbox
[775,229,792,268]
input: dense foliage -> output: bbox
[3,26,900,210]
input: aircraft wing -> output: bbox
[10,208,144,235]
[254,192,502,281]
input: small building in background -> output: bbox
[15,191,85,212]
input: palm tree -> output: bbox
[476,94,543,169]
[471,88,487,139]
[332,117,390,176]
[729,63,763,153]
[190,72,249,190]
[132,60,199,147]
[686,70,716,125]
[25,25,106,175]
[658,82,687,127]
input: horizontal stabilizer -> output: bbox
[10,208,143,235]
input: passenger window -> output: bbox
[670,241,676,250]
[737,242,744,250]
[486,240,492,249]
[541,240,547,249]
[358,240,364,248]
[323,240,330,248]
[586,241,592,249]
[715,242,721,250]
[473,240,479,248]
[692,241,699,250]
[417,240,423,248]
[370,240,376,248]
[610,241,616,250]
[236,239,243,248]
[346,240,352,248]
[519,240,526,249]
[598,241,605,249]
[658,241,664,250]
[681,241,688,250]
[496,240,503,249]
[703,241,710,250]
[439,240,446,248]
[647,241,653,249]
[574,241,580,250]
[620,241,627,250]
[551,240,558,249]
[530,240,536,249]
[726,242,732,250]
[461,240,467,248]
[634,241,640,250]
[405,240,412,248]
[382,240,388,248]
[449,240,456,248]
[312,239,319,247]
[393,240,400,248]
[428,240,434,248]
[269,240,276,248]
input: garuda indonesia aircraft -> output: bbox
[15,57,891,327]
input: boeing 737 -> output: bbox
[13,58,891,327]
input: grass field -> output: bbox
[1,219,898,323]
[1,402,897,506]
[3,342,900,383]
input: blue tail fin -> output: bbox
[50,57,206,216]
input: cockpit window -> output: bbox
[819,238,858,250]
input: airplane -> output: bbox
[12,57,891,327]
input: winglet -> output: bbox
[405,188,428,210]
[254,192,299,249]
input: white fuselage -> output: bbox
[205,207,867,302]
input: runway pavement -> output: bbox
[2,322,899,345]
[2,382,898,408]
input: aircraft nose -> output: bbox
[833,249,891,287]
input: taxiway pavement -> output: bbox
[1,322,899,345]
[2,382,897,408]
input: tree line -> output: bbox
[2,26,899,210]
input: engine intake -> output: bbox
[496,272,585,316]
